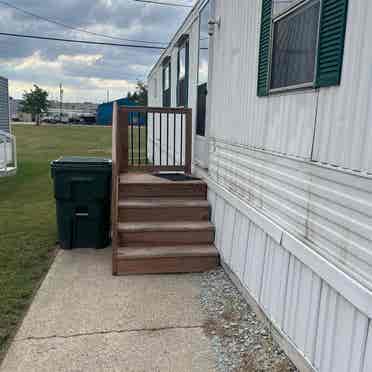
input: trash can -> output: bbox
[51,156,112,249]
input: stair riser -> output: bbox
[116,256,220,275]
[119,183,207,199]
[119,230,215,246]
[119,206,210,222]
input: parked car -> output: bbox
[42,117,58,124]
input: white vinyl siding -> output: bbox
[0,77,10,133]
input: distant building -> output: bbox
[48,100,98,120]
[9,98,32,123]
[9,97,17,121]
[96,98,138,126]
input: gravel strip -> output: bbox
[199,268,298,372]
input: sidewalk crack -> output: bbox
[15,324,205,342]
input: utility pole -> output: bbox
[59,83,63,123]
[107,89,110,103]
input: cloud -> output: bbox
[0,0,196,102]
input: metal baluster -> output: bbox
[152,112,155,166]
[166,112,169,165]
[138,112,141,165]
[145,111,148,164]
[159,113,162,166]
[131,112,134,165]
[180,113,183,166]
[173,112,176,166]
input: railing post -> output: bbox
[112,102,119,173]
[185,108,192,175]
[119,107,129,173]
[111,103,119,274]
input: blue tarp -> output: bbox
[96,98,139,126]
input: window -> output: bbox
[257,0,349,96]
[272,0,297,17]
[179,47,186,80]
[154,78,158,98]
[196,1,210,137]
[162,59,171,107]
[270,0,320,90]
[198,0,210,87]
[177,36,189,107]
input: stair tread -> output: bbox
[117,245,218,259]
[120,172,205,185]
[118,198,209,208]
[118,221,214,232]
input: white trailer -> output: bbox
[148,1,372,371]
[0,76,16,176]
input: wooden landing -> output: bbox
[112,173,219,275]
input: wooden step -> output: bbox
[118,198,210,222]
[119,173,207,199]
[115,245,219,274]
[118,221,215,246]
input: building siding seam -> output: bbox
[210,136,372,181]
[208,177,372,320]
[209,138,372,291]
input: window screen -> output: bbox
[164,65,170,90]
[270,0,321,90]
[198,1,210,86]
[179,47,186,80]
[177,40,189,107]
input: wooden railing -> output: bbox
[112,105,192,175]
[111,104,192,274]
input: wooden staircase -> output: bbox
[113,173,218,274]
[111,105,219,275]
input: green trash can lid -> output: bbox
[51,156,112,169]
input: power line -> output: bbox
[132,0,192,7]
[0,32,165,49]
[0,0,168,46]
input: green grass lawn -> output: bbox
[0,124,112,360]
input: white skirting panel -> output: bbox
[208,188,372,372]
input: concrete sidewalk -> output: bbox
[0,248,217,372]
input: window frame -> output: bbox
[268,0,323,94]
[177,37,189,107]
[162,59,171,107]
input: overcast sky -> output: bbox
[0,0,195,103]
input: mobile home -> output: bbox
[147,0,372,371]
[0,77,10,133]
[0,76,16,176]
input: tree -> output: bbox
[126,81,148,106]
[22,85,49,125]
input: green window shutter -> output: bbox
[315,0,349,88]
[257,0,272,97]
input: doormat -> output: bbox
[153,173,200,182]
